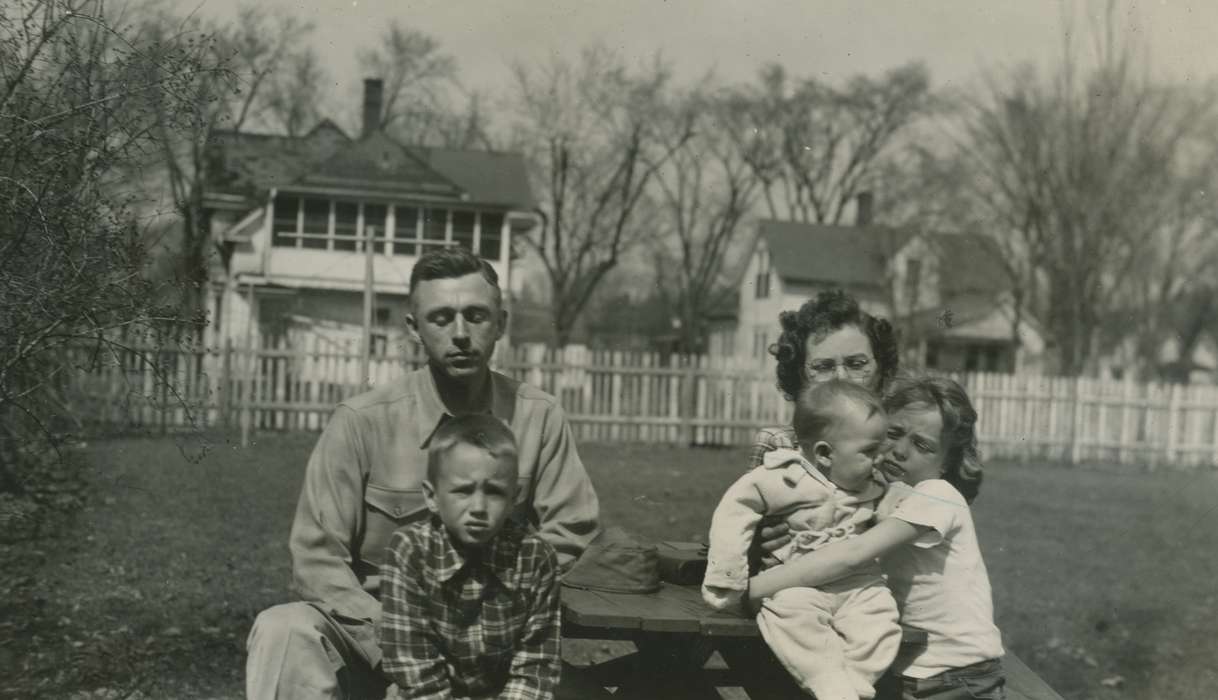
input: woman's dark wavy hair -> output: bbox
[769,289,899,401]
[884,375,984,503]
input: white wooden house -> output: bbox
[722,218,1047,373]
[202,79,537,353]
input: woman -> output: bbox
[749,290,900,560]
[749,289,901,468]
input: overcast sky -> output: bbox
[190,0,1218,112]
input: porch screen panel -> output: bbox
[452,210,475,252]
[302,198,330,250]
[421,208,447,251]
[272,196,300,247]
[479,213,504,261]
[393,206,419,256]
[365,204,388,253]
[333,201,358,251]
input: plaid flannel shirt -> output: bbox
[379,517,561,700]
[747,425,798,470]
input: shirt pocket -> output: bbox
[362,484,428,570]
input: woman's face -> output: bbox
[880,404,946,485]
[803,324,879,391]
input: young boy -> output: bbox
[703,380,901,700]
[378,414,562,699]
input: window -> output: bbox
[753,329,768,359]
[370,332,389,357]
[452,210,476,251]
[269,199,503,259]
[480,212,504,261]
[754,247,771,299]
[375,307,392,327]
[301,198,330,249]
[421,208,447,250]
[272,196,300,247]
[905,258,922,311]
[365,204,388,254]
[965,345,981,372]
[394,206,419,256]
[333,201,359,251]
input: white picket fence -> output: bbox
[60,337,1218,468]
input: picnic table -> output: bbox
[562,541,1065,700]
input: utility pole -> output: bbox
[361,225,376,386]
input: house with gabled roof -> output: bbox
[730,210,1047,374]
[202,79,537,352]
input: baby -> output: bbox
[703,379,901,700]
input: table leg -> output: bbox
[608,632,721,700]
[715,637,808,700]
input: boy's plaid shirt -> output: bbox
[748,425,797,469]
[378,517,561,700]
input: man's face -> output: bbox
[407,273,506,381]
[424,444,518,547]
[818,401,887,492]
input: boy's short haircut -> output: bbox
[792,379,884,446]
[427,414,519,484]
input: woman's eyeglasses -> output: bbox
[805,354,875,381]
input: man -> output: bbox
[246,247,601,698]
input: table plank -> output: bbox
[562,585,705,633]
[561,587,643,629]
[1004,652,1066,700]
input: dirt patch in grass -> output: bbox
[2,433,1217,698]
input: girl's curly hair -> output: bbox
[768,289,900,401]
[883,375,985,503]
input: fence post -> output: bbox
[1210,388,1218,468]
[680,355,696,446]
[1165,382,1181,468]
[219,338,232,430]
[1069,376,1084,465]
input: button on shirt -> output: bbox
[288,366,600,664]
[379,517,561,700]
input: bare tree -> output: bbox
[140,3,312,321]
[648,81,759,353]
[507,47,693,346]
[1,0,218,523]
[263,47,329,137]
[951,15,1218,376]
[726,62,933,224]
[357,21,458,141]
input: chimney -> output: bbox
[362,78,384,138]
[856,191,874,227]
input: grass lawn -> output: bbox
[3,431,1218,699]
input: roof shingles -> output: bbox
[205,126,535,209]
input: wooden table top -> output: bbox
[562,581,759,637]
[560,541,1062,700]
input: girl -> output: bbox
[747,376,1006,700]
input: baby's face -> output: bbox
[825,404,887,491]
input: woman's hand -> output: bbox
[757,519,792,567]
[749,516,791,569]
